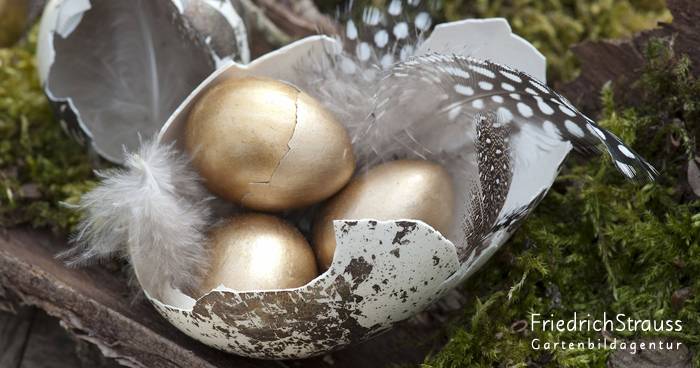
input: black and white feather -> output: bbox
[341,0,433,68]
[376,53,658,182]
[297,0,657,256]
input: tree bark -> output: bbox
[560,0,700,116]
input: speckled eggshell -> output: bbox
[149,220,459,358]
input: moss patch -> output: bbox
[0,28,94,232]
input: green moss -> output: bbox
[0,28,94,233]
[423,39,700,368]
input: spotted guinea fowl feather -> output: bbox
[461,112,513,259]
[311,0,656,182]
[299,0,657,257]
[342,0,433,68]
[361,52,658,256]
[368,53,658,182]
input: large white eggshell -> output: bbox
[417,18,546,82]
[143,19,571,359]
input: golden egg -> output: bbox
[198,213,318,295]
[312,160,455,270]
[185,77,355,212]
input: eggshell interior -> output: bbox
[143,19,571,359]
[36,0,249,163]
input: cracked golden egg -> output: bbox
[198,213,318,295]
[185,77,355,211]
[312,160,455,270]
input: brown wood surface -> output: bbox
[0,307,34,367]
[560,0,700,115]
[242,0,339,58]
[0,307,122,368]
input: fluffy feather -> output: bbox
[296,0,434,171]
[63,140,212,299]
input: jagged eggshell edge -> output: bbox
[148,220,460,359]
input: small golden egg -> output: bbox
[312,160,455,270]
[198,213,318,295]
[185,77,355,212]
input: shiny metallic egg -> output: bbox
[198,213,318,295]
[312,160,455,270]
[185,77,356,212]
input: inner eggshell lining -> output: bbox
[39,0,249,163]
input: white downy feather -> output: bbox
[63,140,212,299]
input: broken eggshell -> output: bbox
[143,19,571,359]
[36,0,250,163]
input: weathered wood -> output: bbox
[0,228,277,368]
[0,308,34,368]
[250,0,337,38]
[18,310,82,368]
[235,0,339,58]
[1,307,125,368]
[560,0,700,115]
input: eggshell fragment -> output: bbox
[36,0,250,163]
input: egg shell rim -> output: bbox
[145,218,463,359]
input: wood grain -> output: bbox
[0,308,34,368]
